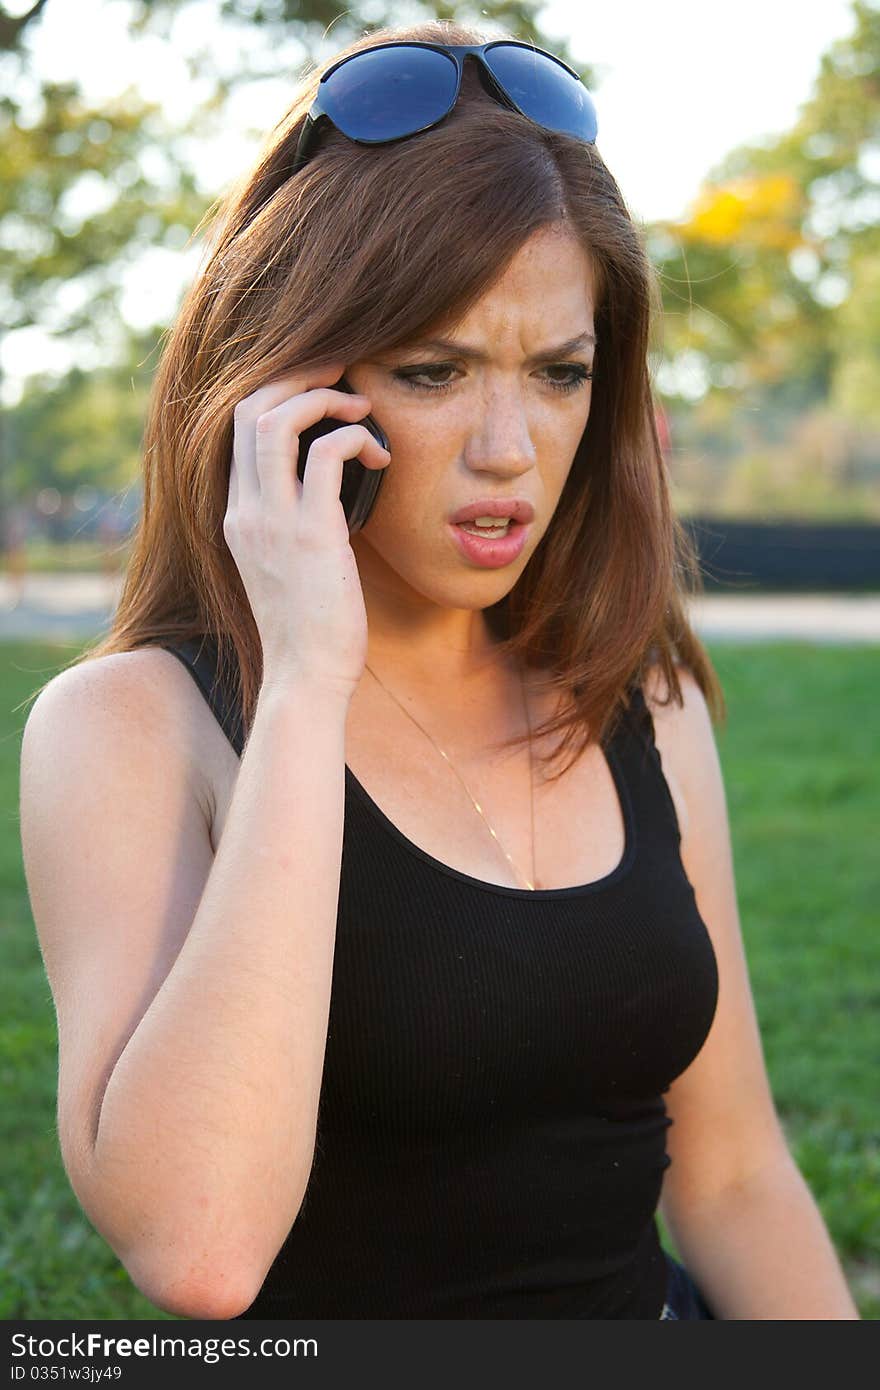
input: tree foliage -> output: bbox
[651,0,880,420]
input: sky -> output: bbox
[1,0,862,405]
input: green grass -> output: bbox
[1,638,878,1319]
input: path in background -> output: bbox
[1,572,880,644]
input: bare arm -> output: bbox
[21,663,350,1320]
[663,1153,858,1320]
[22,365,387,1320]
[650,665,858,1319]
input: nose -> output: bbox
[462,382,538,480]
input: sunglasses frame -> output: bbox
[291,39,597,176]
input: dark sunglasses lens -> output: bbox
[485,45,597,141]
[322,46,458,141]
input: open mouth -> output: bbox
[448,518,530,568]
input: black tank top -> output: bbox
[162,636,719,1319]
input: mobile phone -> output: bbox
[296,374,389,533]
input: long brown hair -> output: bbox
[30,17,725,778]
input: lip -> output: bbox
[448,497,536,525]
[448,519,531,569]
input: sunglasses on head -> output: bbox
[291,39,599,175]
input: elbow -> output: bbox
[127,1253,261,1321]
[93,1175,310,1321]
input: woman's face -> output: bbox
[344,222,597,614]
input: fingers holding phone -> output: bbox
[295,373,391,534]
[224,364,391,702]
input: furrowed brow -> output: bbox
[405,332,597,363]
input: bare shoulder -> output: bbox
[24,646,217,829]
[640,662,718,846]
[642,660,712,731]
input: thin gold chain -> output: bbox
[363,658,538,891]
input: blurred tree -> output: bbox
[1,85,206,341]
[827,230,880,427]
[3,326,160,500]
[647,0,880,516]
[1,2,207,539]
[650,1,878,411]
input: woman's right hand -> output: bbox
[224,361,391,703]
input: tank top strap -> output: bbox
[606,678,684,848]
[619,680,654,755]
[161,635,245,757]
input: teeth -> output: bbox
[460,521,510,537]
[474,515,510,526]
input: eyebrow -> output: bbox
[402,331,597,363]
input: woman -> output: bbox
[19,19,858,1320]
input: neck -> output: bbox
[350,535,510,689]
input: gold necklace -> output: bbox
[363,658,538,891]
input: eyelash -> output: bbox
[393,363,594,395]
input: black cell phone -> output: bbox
[296,374,389,533]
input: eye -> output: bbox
[393,363,594,394]
[393,364,460,393]
[542,364,594,393]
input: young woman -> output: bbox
[19,19,858,1320]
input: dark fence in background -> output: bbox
[683,518,880,592]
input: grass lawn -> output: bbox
[1,637,877,1320]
